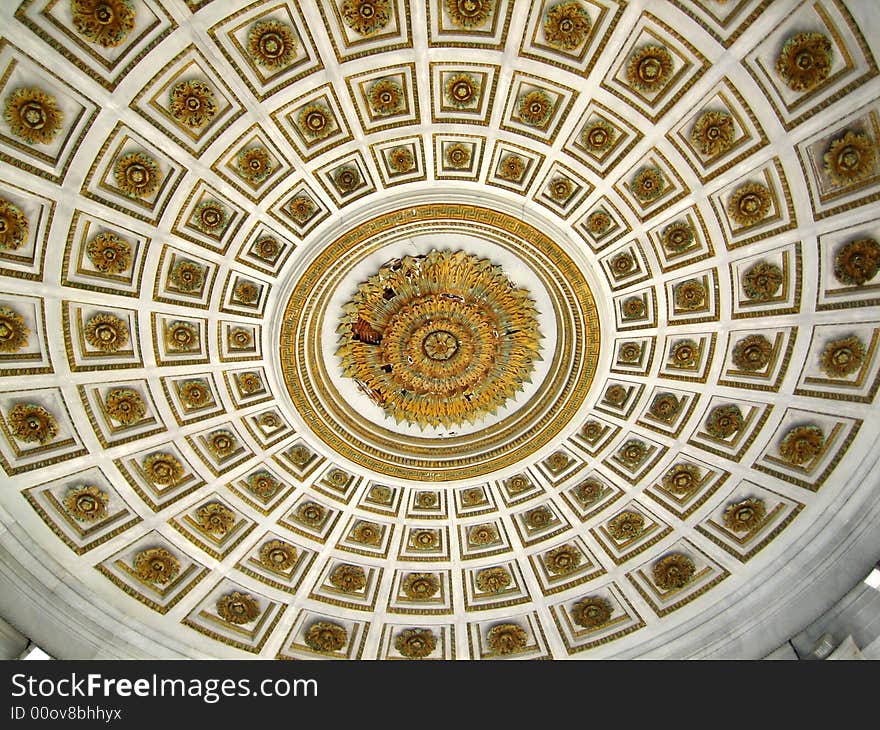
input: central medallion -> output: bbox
[336,250,542,429]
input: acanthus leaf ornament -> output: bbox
[662,463,700,495]
[517,90,553,127]
[236,146,273,184]
[168,80,217,130]
[247,19,298,70]
[475,566,511,593]
[742,261,783,301]
[543,2,591,50]
[195,502,235,535]
[820,335,866,378]
[340,0,392,36]
[216,591,260,625]
[445,0,493,29]
[690,110,735,157]
[732,334,773,371]
[543,544,581,575]
[104,387,146,425]
[626,45,674,93]
[394,628,436,659]
[113,152,162,199]
[727,182,771,227]
[4,88,63,145]
[71,0,136,48]
[134,547,180,584]
[305,621,347,653]
[84,312,129,352]
[581,119,615,153]
[63,484,108,522]
[778,424,825,466]
[833,238,880,286]
[652,552,696,590]
[0,306,29,353]
[0,199,29,250]
[775,32,833,93]
[571,596,613,628]
[142,452,184,486]
[8,403,58,444]
[86,232,131,273]
[486,622,528,655]
[328,564,367,593]
[824,130,877,186]
[705,404,744,439]
[336,250,541,429]
[402,572,440,599]
[259,539,297,571]
[723,498,766,533]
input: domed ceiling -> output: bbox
[1,0,879,659]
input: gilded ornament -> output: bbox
[333,165,361,192]
[543,544,581,575]
[234,280,260,304]
[86,232,131,273]
[444,142,471,168]
[662,463,700,495]
[618,439,647,467]
[164,321,199,351]
[571,596,613,628]
[206,429,237,458]
[410,533,438,554]
[104,387,146,425]
[498,155,525,181]
[142,452,183,485]
[168,80,217,129]
[580,119,616,154]
[327,468,348,487]
[4,87,63,145]
[329,563,367,593]
[289,445,311,468]
[395,628,436,659]
[304,621,347,653]
[296,501,326,526]
[402,572,439,599]
[245,470,281,499]
[249,238,277,264]
[517,90,553,127]
[416,491,437,508]
[445,0,493,29]
[670,339,700,368]
[690,110,735,157]
[113,151,161,199]
[236,146,273,184]
[134,547,180,584]
[62,484,108,522]
[444,73,479,108]
[351,520,382,546]
[610,251,635,277]
[775,32,832,93]
[195,502,235,535]
[178,379,211,408]
[71,0,136,48]
[823,131,876,186]
[298,103,335,140]
[0,307,29,353]
[524,505,554,530]
[546,450,570,471]
[247,19,297,70]
[649,392,681,421]
[0,199,29,250]
[257,412,280,430]
[388,146,415,173]
[548,176,573,202]
[543,2,591,50]
[731,334,773,371]
[216,591,260,625]
[505,474,530,494]
[227,327,254,350]
[475,566,511,593]
[727,182,771,227]
[336,250,541,429]
[586,209,612,236]
[741,261,783,301]
[604,384,627,406]
[833,238,880,286]
[287,196,317,225]
[674,279,707,310]
[778,424,825,465]
[722,497,766,533]
[652,552,696,590]
[626,45,674,93]
[705,404,744,439]
[580,420,603,441]
[607,510,645,541]
[468,523,498,546]
[259,539,297,571]
[192,201,227,235]
[460,487,485,506]
[486,623,528,655]
[661,221,694,253]
[8,403,57,444]
[631,167,665,202]
[820,335,865,378]
[622,296,646,319]
[340,0,391,36]
[368,485,392,503]
[618,342,641,364]
[573,479,603,505]
[169,259,205,292]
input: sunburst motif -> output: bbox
[337,251,541,429]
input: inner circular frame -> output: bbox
[279,204,600,481]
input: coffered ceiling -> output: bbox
[0,0,879,659]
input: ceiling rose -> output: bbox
[336,249,542,429]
